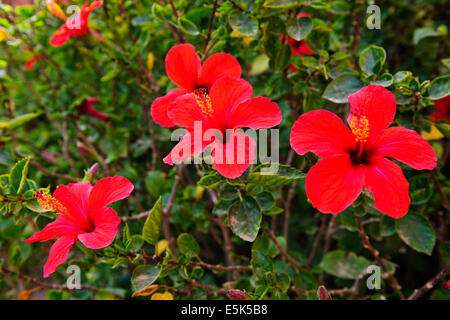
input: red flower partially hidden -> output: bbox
[24,55,42,71]
[26,177,133,277]
[77,97,109,121]
[163,76,281,179]
[282,12,314,71]
[290,85,437,218]
[431,95,450,122]
[151,43,242,128]
[50,0,102,47]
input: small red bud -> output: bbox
[227,289,248,300]
[317,285,330,300]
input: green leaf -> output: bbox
[358,45,386,76]
[251,251,273,277]
[197,171,224,189]
[212,199,236,215]
[142,197,162,245]
[177,233,200,257]
[263,0,299,9]
[429,75,450,100]
[322,73,364,103]
[413,27,441,45]
[9,158,30,195]
[178,17,199,35]
[247,163,306,187]
[229,12,257,37]
[319,250,371,279]
[151,3,172,23]
[229,195,262,242]
[286,16,312,41]
[395,213,436,255]
[272,44,291,72]
[0,113,40,130]
[24,198,48,213]
[435,120,450,139]
[101,67,120,82]
[255,191,274,211]
[131,262,161,291]
[372,73,393,87]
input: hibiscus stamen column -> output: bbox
[350,114,370,159]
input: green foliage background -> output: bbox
[0,0,449,300]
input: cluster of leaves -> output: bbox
[0,0,449,300]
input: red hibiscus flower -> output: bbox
[25,176,133,278]
[24,54,43,71]
[163,76,281,179]
[290,85,437,218]
[50,0,103,47]
[151,43,242,128]
[431,94,450,122]
[77,97,109,121]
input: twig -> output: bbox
[265,229,303,271]
[163,164,185,259]
[283,182,297,252]
[1,267,123,299]
[431,172,450,212]
[356,216,405,299]
[30,161,80,183]
[203,0,218,55]
[307,215,328,266]
[408,265,450,300]
[131,253,251,273]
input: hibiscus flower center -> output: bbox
[349,115,370,143]
[194,88,214,118]
[348,115,371,165]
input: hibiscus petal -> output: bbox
[88,176,134,210]
[212,132,256,179]
[290,110,355,158]
[53,181,92,222]
[198,53,242,89]
[364,158,410,219]
[25,215,84,243]
[163,132,210,165]
[369,127,437,170]
[306,155,365,213]
[209,76,253,122]
[167,94,210,129]
[165,43,201,91]
[43,234,78,278]
[228,97,282,130]
[347,85,396,139]
[151,88,186,128]
[50,25,72,47]
[78,207,120,249]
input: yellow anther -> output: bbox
[194,88,214,118]
[350,115,370,143]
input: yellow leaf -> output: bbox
[249,54,269,76]
[193,186,204,200]
[18,286,41,300]
[421,124,444,141]
[230,30,254,46]
[132,284,160,297]
[0,29,8,41]
[147,53,154,71]
[151,291,173,300]
[156,239,168,256]
[47,2,67,21]
[18,290,31,300]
